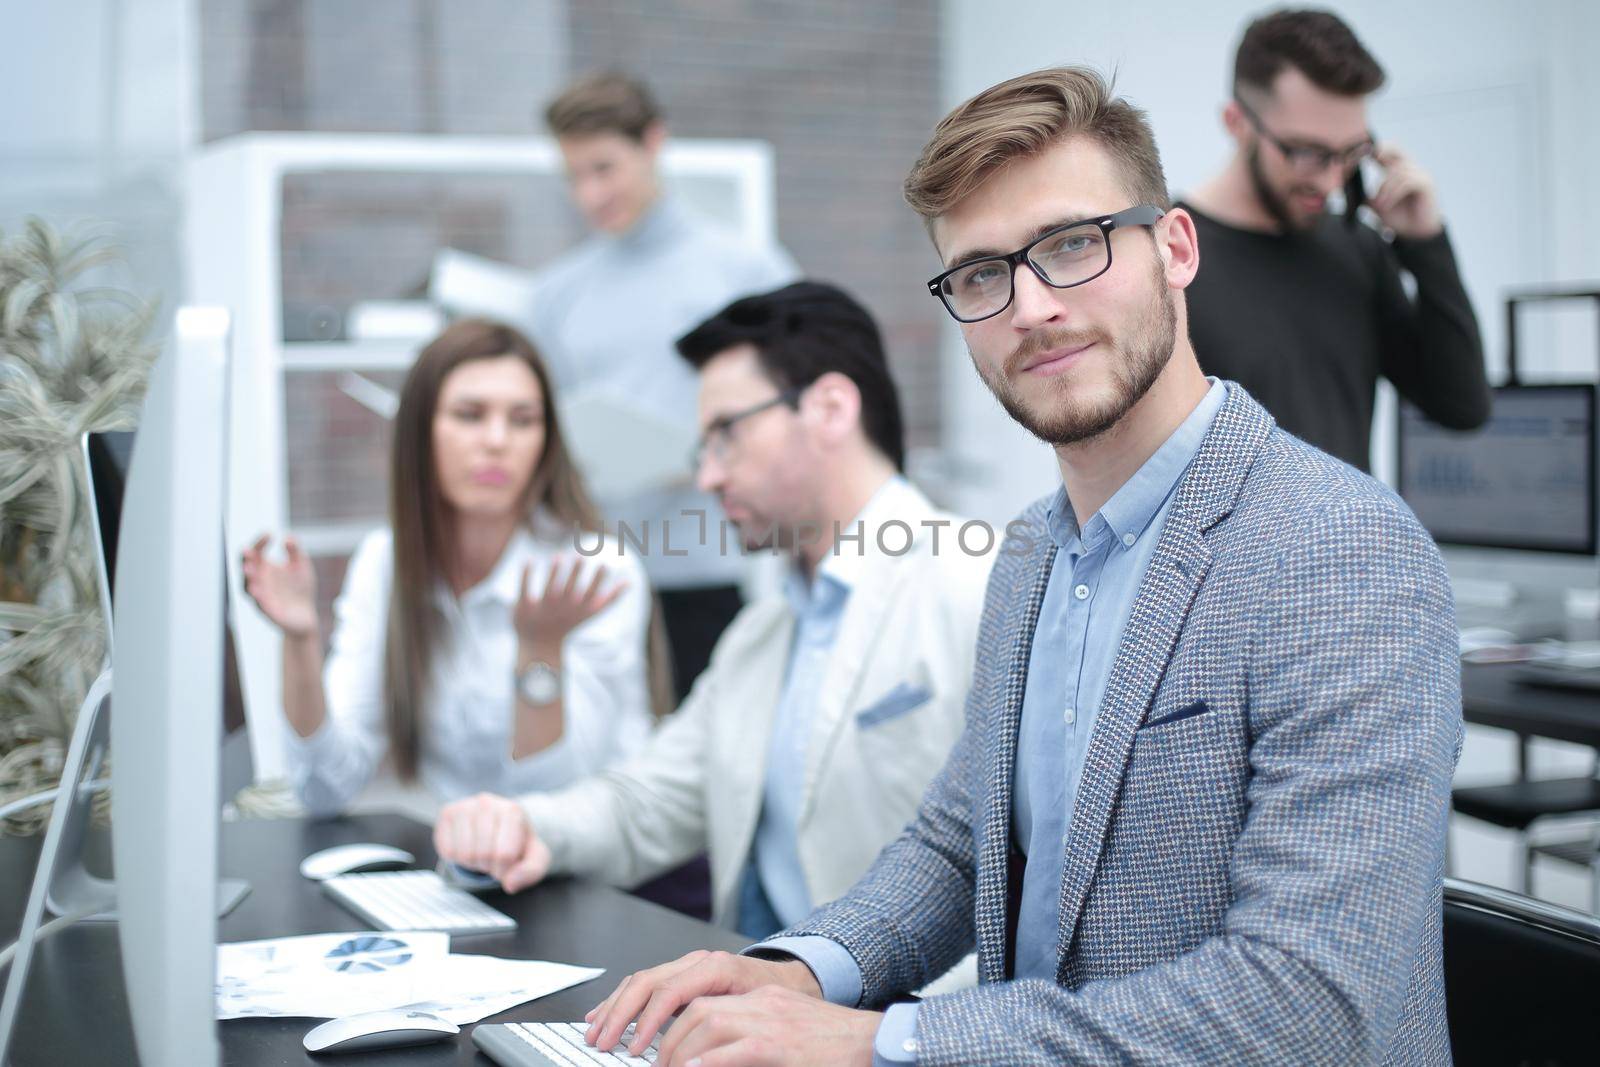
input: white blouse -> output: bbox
[285,522,655,816]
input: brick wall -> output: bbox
[201,0,945,634]
[203,0,567,139]
[565,1,945,448]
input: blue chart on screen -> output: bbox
[323,936,414,974]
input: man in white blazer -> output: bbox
[434,281,993,938]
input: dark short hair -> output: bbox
[676,281,906,471]
[544,72,661,141]
[1235,9,1385,98]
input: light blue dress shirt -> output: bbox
[737,563,852,937]
[734,476,911,939]
[762,382,1227,1065]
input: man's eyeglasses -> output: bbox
[689,388,802,469]
[1234,96,1376,176]
[925,204,1166,324]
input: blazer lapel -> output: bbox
[719,609,794,883]
[796,480,941,824]
[1049,386,1277,979]
[1050,518,1212,980]
[976,534,1057,984]
[795,557,899,822]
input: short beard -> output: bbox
[1248,143,1324,234]
[975,259,1177,448]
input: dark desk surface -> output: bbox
[0,812,746,1066]
[1461,663,1600,748]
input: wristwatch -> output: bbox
[515,660,561,707]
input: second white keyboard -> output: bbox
[472,1022,661,1066]
[322,869,517,936]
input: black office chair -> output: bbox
[1450,743,1600,894]
[1443,877,1600,1066]
[1528,831,1600,916]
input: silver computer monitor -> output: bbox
[84,430,253,798]
[0,310,246,1066]
[109,306,234,1065]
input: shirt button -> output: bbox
[1063,707,1077,725]
[903,1038,919,1054]
[1122,532,1136,547]
[1073,583,1090,600]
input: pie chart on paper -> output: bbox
[323,935,415,974]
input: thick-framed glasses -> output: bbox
[926,204,1166,324]
[1234,96,1376,175]
[689,388,802,470]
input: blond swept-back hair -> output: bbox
[904,66,1170,222]
[544,72,661,142]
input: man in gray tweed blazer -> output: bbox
[580,66,1462,1067]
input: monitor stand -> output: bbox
[39,670,250,922]
[0,670,250,1065]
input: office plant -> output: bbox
[0,218,157,833]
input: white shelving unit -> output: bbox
[185,131,778,778]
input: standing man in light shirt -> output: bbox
[580,67,1461,1067]
[435,282,993,942]
[528,72,799,700]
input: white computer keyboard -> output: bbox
[321,869,517,936]
[472,1022,660,1066]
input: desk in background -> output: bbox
[1458,662,1600,907]
[1461,662,1600,750]
[0,812,746,1065]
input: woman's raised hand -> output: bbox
[512,558,626,653]
[241,534,320,639]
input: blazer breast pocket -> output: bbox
[1139,698,1208,731]
[854,682,933,729]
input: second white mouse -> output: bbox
[299,842,416,881]
[303,1008,459,1054]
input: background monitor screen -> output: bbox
[87,430,251,763]
[1397,384,1597,555]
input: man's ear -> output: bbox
[801,372,863,448]
[641,120,667,159]
[1221,99,1249,146]
[1158,208,1201,292]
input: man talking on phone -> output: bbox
[1181,8,1489,471]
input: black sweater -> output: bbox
[1178,201,1491,471]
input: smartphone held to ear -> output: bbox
[1343,157,1384,227]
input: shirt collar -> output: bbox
[435,524,544,611]
[610,195,689,251]
[783,474,915,614]
[1046,379,1228,553]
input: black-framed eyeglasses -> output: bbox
[1234,96,1376,176]
[925,204,1166,324]
[690,388,802,469]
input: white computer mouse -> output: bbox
[303,1009,459,1054]
[299,842,416,881]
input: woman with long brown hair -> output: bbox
[242,319,662,816]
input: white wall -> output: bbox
[939,0,1600,909]
[940,0,1600,518]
